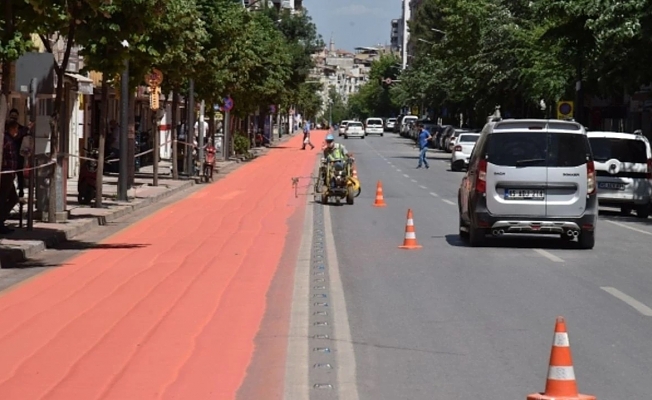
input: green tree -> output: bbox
[0,0,34,176]
[347,53,401,120]
[75,0,164,206]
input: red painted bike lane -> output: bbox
[0,131,326,400]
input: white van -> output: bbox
[587,131,652,218]
[364,118,384,136]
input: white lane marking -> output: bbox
[533,248,564,263]
[442,199,455,205]
[430,192,439,197]
[396,169,402,172]
[419,185,427,189]
[601,287,652,317]
[410,179,417,183]
[605,220,652,236]
[403,174,410,178]
[283,191,312,400]
[323,206,361,399]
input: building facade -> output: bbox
[400,0,411,69]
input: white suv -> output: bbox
[338,120,350,137]
[364,118,384,136]
[587,131,652,218]
[458,119,598,248]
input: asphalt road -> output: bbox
[326,132,652,399]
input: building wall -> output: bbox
[401,0,411,69]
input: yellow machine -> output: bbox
[315,158,361,205]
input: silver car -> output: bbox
[458,119,598,249]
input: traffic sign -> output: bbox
[223,96,234,112]
[384,78,392,85]
[145,68,164,87]
[557,100,574,119]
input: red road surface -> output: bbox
[0,131,326,400]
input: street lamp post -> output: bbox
[328,99,333,128]
[117,40,130,202]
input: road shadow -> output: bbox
[444,233,578,250]
[599,209,652,226]
[1,241,149,269]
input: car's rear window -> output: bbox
[486,132,590,167]
[367,119,383,125]
[348,122,363,127]
[459,135,479,143]
[589,137,647,163]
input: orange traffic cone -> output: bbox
[373,181,387,207]
[527,317,595,400]
[399,209,422,249]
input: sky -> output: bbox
[303,0,401,52]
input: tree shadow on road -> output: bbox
[444,234,579,250]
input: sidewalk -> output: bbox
[0,129,327,399]
[0,130,301,265]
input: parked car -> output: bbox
[587,130,652,218]
[338,120,351,137]
[364,117,384,136]
[400,115,418,137]
[437,125,456,150]
[385,118,397,132]
[458,118,597,249]
[450,133,480,171]
[344,121,365,139]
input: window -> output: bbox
[589,138,647,163]
[459,135,479,143]
[486,132,590,167]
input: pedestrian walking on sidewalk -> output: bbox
[301,120,315,150]
[416,122,432,169]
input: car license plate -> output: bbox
[598,182,626,191]
[504,189,545,200]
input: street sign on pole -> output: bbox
[118,58,129,201]
[223,97,234,112]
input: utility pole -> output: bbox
[198,100,205,166]
[117,57,129,201]
[187,79,195,176]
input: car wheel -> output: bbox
[468,223,485,247]
[380,133,384,137]
[578,229,595,249]
[459,217,469,240]
[635,205,650,219]
[450,163,458,172]
[620,206,632,216]
[361,135,365,139]
[344,135,348,139]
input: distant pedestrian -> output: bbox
[416,122,432,169]
[302,121,315,150]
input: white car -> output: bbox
[450,133,480,171]
[344,121,365,139]
[338,120,350,137]
[385,118,396,131]
[400,116,418,136]
[588,130,652,218]
[364,118,384,136]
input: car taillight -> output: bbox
[454,145,462,152]
[647,159,652,179]
[475,159,487,193]
[587,160,596,194]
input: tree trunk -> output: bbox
[45,25,76,222]
[95,80,109,207]
[171,91,179,180]
[128,89,136,187]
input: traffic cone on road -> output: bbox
[373,181,387,207]
[527,317,596,400]
[398,209,422,249]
